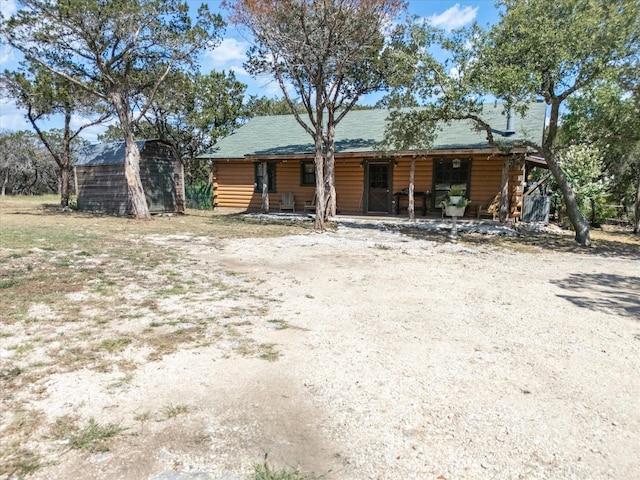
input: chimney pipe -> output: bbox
[504,107,516,137]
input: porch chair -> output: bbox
[476,194,500,220]
[304,193,317,213]
[279,192,295,212]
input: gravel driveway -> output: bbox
[12,222,640,480]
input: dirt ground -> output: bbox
[1,207,639,479]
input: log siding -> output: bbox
[212,152,528,218]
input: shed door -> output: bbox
[144,160,177,212]
[366,162,392,213]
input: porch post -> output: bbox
[261,160,269,213]
[499,158,510,223]
[408,157,416,220]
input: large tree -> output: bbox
[1,0,224,219]
[0,130,58,196]
[225,0,405,229]
[384,0,639,246]
[562,81,640,233]
[1,64,109,207]
[132,69,248,186]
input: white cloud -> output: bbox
[0,45,14,65]
[228,64,249,77]
[0,0,18,65]
[427,4,478,31]
[207,38,249,66]
[76,123,109,144]
[0,98,29,131]
[0,0,17,18]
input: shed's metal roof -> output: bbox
[197,103,547,159]
[75,139,151,166]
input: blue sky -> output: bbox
[0,0,500,142]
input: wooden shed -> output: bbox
[196,103,547,219]
[74,139,185,215]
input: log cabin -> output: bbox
[75,139,185,215]
[197,102,547,219]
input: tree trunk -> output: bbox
[499,158,509,223]
[546,150,591,246]
[324,122,337,219]
[313,152,326,231]
[408,157,415,221]
[261,160,269,213]
[59,109,72,207]
[2,168,8,196]
[634,168,640,234]
[313,103,326,230]
[544,101,590,246]
[110,91,150,219]
[60,166,70,207]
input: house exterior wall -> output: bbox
[334,160,364,213]
[212,152,526,218]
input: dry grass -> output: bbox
[400,222,639,257]
[0,195,309,476]
[1,195,637,477]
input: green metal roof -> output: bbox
[76,139,154,166]
[197,102,547,159]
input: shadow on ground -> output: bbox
[550,273,640,320]
[401,227,640,260]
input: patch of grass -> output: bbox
[257,343,281,362]
[143,328,199,361]
[51,416,124,453]
[12,342,35,356]
[0,277,24,289]
[0,366,23,379]
[57,346,97,370]
[163,403,188,419]
[133,411,152,423]
[107,373,134,389]
[159,283,186,296]
[1,252,26,262]
[0,448,43,478]
[98,337,132,353]
[267,319,289,330]
[251,461,317,480]
[228,320,253,327]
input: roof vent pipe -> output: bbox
[504,107,516,137]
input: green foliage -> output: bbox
[251,461,314,480]
[52,417,124,453]
[227,0,406,226]
[382,0,640,245]
[163,404,188,419]
[1,0,226,217]
[185,182,213,210]
[551,145,612,226]
[0,130,59,196]
[443,197,470,208]
[245,96,307,116]
[562,80,640,230]
[134,70,248,162]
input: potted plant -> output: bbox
[442,186,469,217]
[447,185,466,205]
